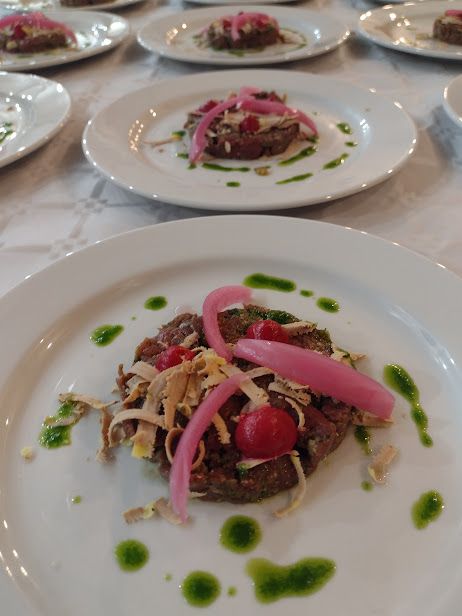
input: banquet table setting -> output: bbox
[1,0,462,613]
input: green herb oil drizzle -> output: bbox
[243,273,296,292]
[144,296,167,311]
[90,324,124,346]
[115,540,149,572]
[278,146,316,166]
[412,491,444,529]
[202,162,250,172]
[337,122,352,135]
[246,557,336,603]
[383,364,433,447]
[39,401,75,449]
[323,153,349,170]
[181,571,221,607]
[354,425,371,455]
[316,297,340,312]
[276,172,313,185]
[220,515,261,553]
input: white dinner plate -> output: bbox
[0,10,130,71]
[137,6,350,65]
[0,0,145,11]
[186,0,297,6]
[357,1,462,60]
[0,71,70,167]
[443,73,462,126]
[82,69,417,212]
[1,215,462,615]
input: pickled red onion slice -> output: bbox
[0,11,77,42]
[234,339,394,419]
[190,95,242,162]
[239,97,318,136]
[445,9,462,17]
[203,285,252,361]
[169,373,248,522]
[230,12,278,41]
[239,86,261,97]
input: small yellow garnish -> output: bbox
[20,446,35,461]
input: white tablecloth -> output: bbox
[2,0,462,297]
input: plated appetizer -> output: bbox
[185,88,318,162]
[49,286,395,524]
[199,12,282,50]
[433,9,462,45]
[0,12,76,53]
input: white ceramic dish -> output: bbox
[137,6,350,66]
[357,1,462,60]
[0,0,144,10]
[82,69,417,212]
[0,71,71,167]
[443,73,462,126]
[186,0,297,6]
[1,215,462,616]
[0,10,130,71]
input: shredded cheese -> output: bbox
[273,451,307,518]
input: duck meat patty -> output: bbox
[117,305,355,504]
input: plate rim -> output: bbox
[0,71,71,168]
[136,5,351,66]
[357,1,462,60]
[443,74,462,127]
[82,68,418,212]
[0,9,130,72]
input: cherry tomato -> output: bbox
[198,100,219,113]
[239,115,260,134]
[245,319,289,343]
[155,345,195,371]
[235,405,297,458]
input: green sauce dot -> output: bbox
[243,273,296,293]
[361,481,373,492]
[115,540,149,572]
[323,153,349,170]
[300,289,314,297]
[144,296,167,311]
[337,122,352,135]
[227,586,237,597]
[71,495,82,504]
[90,324,124,346]
[246,557,335,603]
[164,573,173,581]
[220,515,261,553]
[226,181,240,187]
[181,571,221,607]
[316,297,340,313]
[354,426,371,455]
[39,401,75,449]
[412,491,444,529]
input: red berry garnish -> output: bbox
[222,19,231,28]
[155,345,195,371]
[198,100,218,113]
[239,115,260,134]
[245,319,289,343]
[12,24,26,40]
[235,405,297,458]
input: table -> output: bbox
[2,0,462,298]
